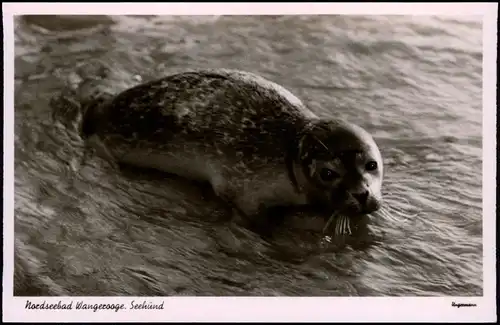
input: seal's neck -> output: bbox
[285,120,317,195]
[286,159,301,194]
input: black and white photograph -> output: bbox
[3,2,497,323]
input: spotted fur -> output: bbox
[81,69,383,233]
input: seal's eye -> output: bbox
[365,161,378,171]
[319,168,339,182]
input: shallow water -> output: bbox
[13,15,482,296]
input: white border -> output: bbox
[1,2,495,15]
[3,2,497,323]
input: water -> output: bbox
[13,15,482,296]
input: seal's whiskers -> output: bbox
[346,216,352,235]
[377,204,420,226]
[377,207,394,222]
[322,211,338,234]
[336,215,342,236]
[386,204,420,220]
[383,194,411,207]
[331,214,352,237]
[378,207,401,223]
[341,215,352,235]
[335,215,342,236]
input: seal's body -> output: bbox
[81,69,384,231]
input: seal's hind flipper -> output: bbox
[50,89,83,139]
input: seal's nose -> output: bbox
[352,190,369,206]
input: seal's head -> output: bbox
[293,119,383,218]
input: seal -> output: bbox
[80,68,384,234]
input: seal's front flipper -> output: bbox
[215,188,288,239]
[229,204,288,240]
[247,205,289,240]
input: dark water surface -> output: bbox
[14,15,483,296]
